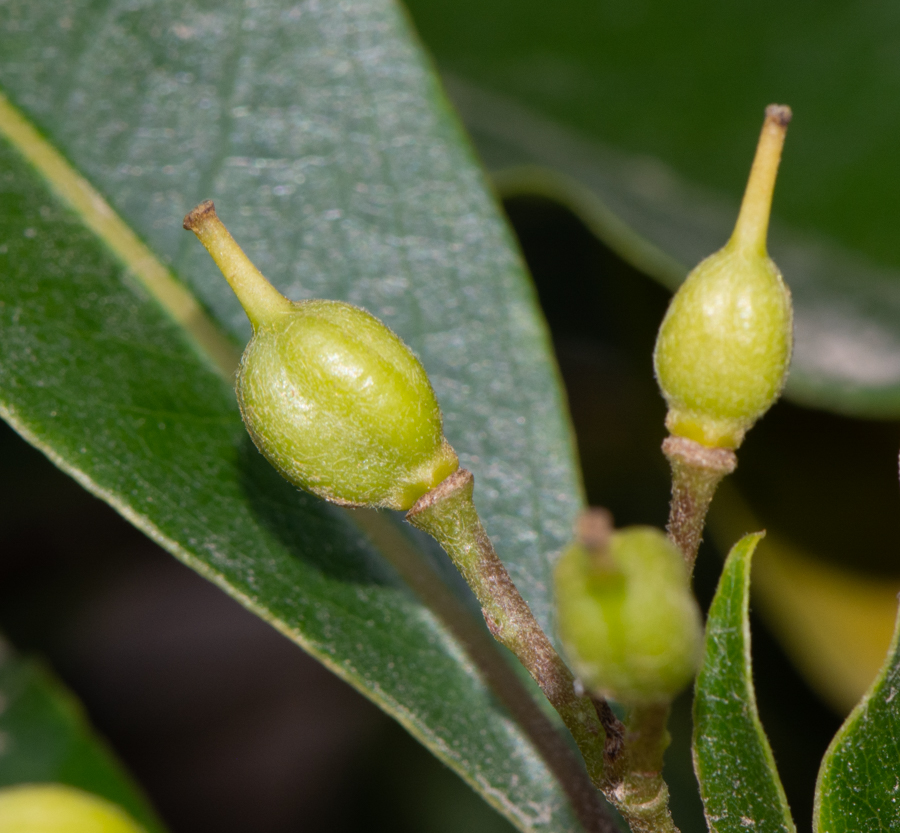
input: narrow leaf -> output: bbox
[0,644,166,833]
[813,601,900,833]
[693,532,795,833]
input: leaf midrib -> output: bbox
[0,88,239,377]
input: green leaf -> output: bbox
[0,643,165,833]
[693,532,796,833]
[0,1,587,830]
[813,601,900,833]
[402,1,900,418]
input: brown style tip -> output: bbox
[183,199,217,231]
[765,104,793,127]
[576,508,614,552]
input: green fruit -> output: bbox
[555,525,703,705]
[0,784,145,833]
[184,201,458,510]
[654,105,794,449]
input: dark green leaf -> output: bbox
[0,1,587,829]
[0,643,165,833]
[813,601,900,833]
[402,0,900,418]
[693,532,796,833]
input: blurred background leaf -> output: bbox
[0,643,166,833]
[404,0,900,350]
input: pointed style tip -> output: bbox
[183,200,216,232]
[181,200,292,328]
[765,104,793,128]
[729,105,792,254]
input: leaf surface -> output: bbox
[693,532,795,833]
[0,1,587,829]
[0,646,165,833]
[814,601,900,833]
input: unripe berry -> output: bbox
[654,105,794,449]
[0,784,146,833]
[184,201,458,510]
[555,514,703,705]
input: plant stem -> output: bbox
[663,436,736,570]
[348,507,617,833]
[406,470,622,794]
[603,704,679,833]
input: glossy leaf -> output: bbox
[813,601,900,833]
[693,532,796,833]
[0,1,588,830]
[0,643,165,833]
[402,1,900,418]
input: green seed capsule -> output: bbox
[654,105,794,449]
[184,201,458,510]
[555,517,703,705]
[0,784,146,833]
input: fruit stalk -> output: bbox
[603,704,679,833]
[350,508,616,833]
[406,470,623,794]
[664,436,737,569]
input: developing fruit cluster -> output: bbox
[182,103,794,757]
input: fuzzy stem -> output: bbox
[349,507,617,833]
[183,200,291,329]
[663,436,737,570]
[603,704,679,833]
[406,470,623,793]
[729,105,792,256]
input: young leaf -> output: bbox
[0,644,166,833]
[0,1,588,829]
[813,601,900,833]
[693,532,796,833]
